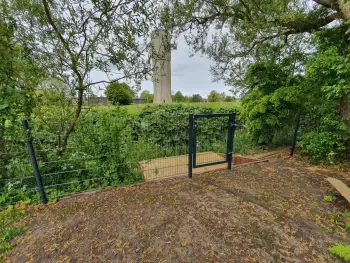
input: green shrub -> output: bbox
[328,244,350,261]
[299,132,346,163]
[323,195,333,202]
[105,81,134,105]
[138,104,240,149]
[0,103,244,205]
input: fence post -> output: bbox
[22,120,47,204]
[290,113,301,156]
[227,113,236,170]
[188,114,194,178]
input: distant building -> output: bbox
[81,96,147,106]
[133,98,147,104]
[85,96,110,106]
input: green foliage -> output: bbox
[299,132,346,164]
[224,96,235,102]
[241,63,303,145]
[9,0,158,111]
[241,35,350,162]
[0,101,247,207]
[192,94,203,103]
[173,91,185,102]
[245,62,289,94]
[105,82,134,105]
[328,244,350,261]
[323,195,333,202]
[0,204,26,259]
[0,19,41,122]
[307,47,350,101]
[137,104,241,152]
[73,107,136,184]
[208,90,223,102]
[140,90,154,103]
[33,79,75,139]
[173,0,345,93]
[185,96,193,103]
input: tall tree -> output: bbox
[105,81,134,105]
[208,90,221,102]
[8,0,160,152]
[192,94,203,102]
[171,0,349,89]
[171,0,350,125]
[173,91,185,102]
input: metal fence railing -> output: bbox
[1,113,245,207]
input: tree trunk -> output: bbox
[58,88,84,154]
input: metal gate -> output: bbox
[188,113,236,178]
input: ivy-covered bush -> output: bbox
[137,104,240,148]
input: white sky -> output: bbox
[140,36,230,97]
[91,36,232,98]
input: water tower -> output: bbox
[151,30,172,103]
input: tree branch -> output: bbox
[230,34,280,59]
[276,12,340,33]
[86,68,152,88]
[41,0,84,89]
[41,0,74,58]
[312,0,339,11]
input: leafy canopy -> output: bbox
[105,82,134,105]
[0,17,41,122]
[5,0,161,151]
[140,90,154,103]
[170,0,348,93]
[208,90,224,102]
[173,91,186,102]
[192,94,203,103]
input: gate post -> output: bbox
[188,114,194,178]
[22,120,47,204]
[227,113,236,170]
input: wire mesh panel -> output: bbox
[189,113,236,177]
[1,110,238,206]
[136,112,190,180]
[194,114,232,167]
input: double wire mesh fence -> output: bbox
[0,112,247,207]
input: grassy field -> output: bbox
[121,101,241,115]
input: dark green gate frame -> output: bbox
[188,113,236,178]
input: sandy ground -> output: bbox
[6,152,350,263]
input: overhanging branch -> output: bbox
[312,0,340,11]
[276,12,341,34]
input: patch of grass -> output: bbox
[323,195,333,202]
[0,203,27,261]
[328,244,350,261]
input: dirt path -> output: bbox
[6,153,350,262]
